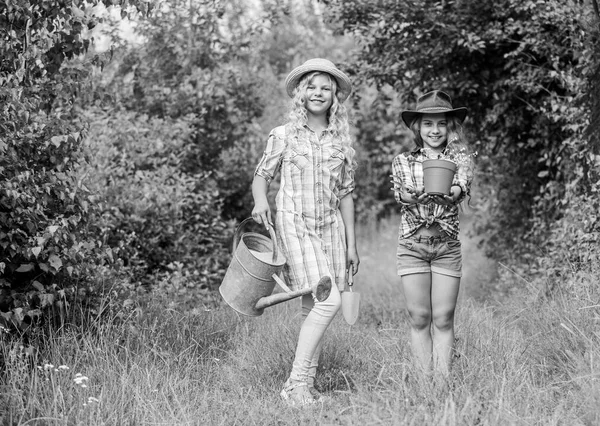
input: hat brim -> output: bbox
[401,107,468,127]
[285,65,352,103]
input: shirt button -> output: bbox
[318,216,322,221]
[317,163,321,168]
[317,199,322,204]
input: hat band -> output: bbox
[417,106,453,112]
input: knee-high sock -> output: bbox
[289,282,341,382]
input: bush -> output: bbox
[83,108,232,292]
[0,86,100,332]
[0,0,152,332]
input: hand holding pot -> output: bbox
[429,185,461,206]
[405,187,430,205]
[390,174,429,204]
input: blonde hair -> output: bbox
[287,71,352,149]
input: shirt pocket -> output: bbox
[326,146,346,173]
[284,143,310,170]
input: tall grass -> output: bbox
[1,216,598,425]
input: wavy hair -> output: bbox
[287,71,352,149]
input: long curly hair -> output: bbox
[287,71,352,149]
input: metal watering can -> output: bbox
[219,218,332,316]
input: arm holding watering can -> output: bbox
[251,175,273,230]
[251,127,285,230]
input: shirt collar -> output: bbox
[303,124,331,134]
[413,147,450,157]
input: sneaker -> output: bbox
[280,379,316,407]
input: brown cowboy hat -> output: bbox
[285,58,352,103]
[401,90,468,127]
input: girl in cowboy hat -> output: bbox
[252,58,359,406]
[391,90,475,378]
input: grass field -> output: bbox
[2,216,599,425]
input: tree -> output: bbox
[325,0,600,258]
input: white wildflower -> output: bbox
[74,374,89,385]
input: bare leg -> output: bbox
[431,272,460,375]
[401,273,433,374]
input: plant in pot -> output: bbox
[421,147,477,196]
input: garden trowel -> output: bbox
[341,270,360,325]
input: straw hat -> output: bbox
[285,58,352,103]
[401,90,468,127]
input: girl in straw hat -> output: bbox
[391,90,475,379]
[252,58,359,406]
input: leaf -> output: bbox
[48,254,63,271]
[32,247,42,257]
[51,136,66,147]
[40,294,55,308]
[538,170,549,178]
[16,263,35,273]
[13,308,24,323]
[27,309,42,319]
[32,281,44,291]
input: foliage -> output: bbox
[0,0,276,329]
[94,0,284,227]
[351,86,413,222]
[101,0,266,178]
[0,87,95,330]
[325,0,600,261]
[0,0,139,330]
[83,108,232,291]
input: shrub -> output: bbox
[0,85,99,332]
[82,108,232,292]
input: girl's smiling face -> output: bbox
[419,113,448,152]
[305,74,333,117]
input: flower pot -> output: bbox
[422,159,457,196]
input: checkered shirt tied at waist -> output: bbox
[391,149,472,240]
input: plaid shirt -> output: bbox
[391,148,472,240]
[255,124,355,291]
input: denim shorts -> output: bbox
[396,235,462,278]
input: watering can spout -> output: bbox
[254,276,332,311]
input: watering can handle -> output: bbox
[232,217,280,263]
